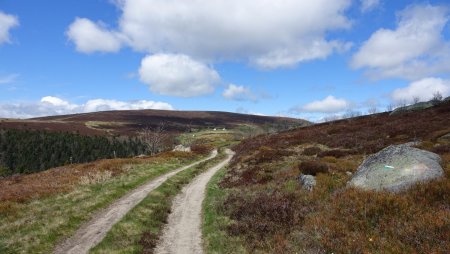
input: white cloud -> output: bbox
[83,99,173,112]
[222,84,257,102]
[0,97,174,118]
[41,96,78,109]
[0,73,19,84]
[291,95,349,113]
[391,78,450,103]
[0,11,19,44]
[68,0,352,68]
[351,4,450,80]
[139,54,220,97]
[360,0,380,13]
[253,40,352,69]
[66,18,124,53]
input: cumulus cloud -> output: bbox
[391,78,450,103]
[360,0,380,12]
[139,54,220,97]
[291,95,349,113]
[351,4,450,80]
[68,0,352,68]
[0,96,174,118]
[0,11,19,44]
[66,18,125,53]
[222,84,257,102]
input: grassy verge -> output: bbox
[203,167,246,254]
[0,154,202,254]
[91,150,228,254]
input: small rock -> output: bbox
[173,145,191,152]
[345,171,352,176]
[347,144,444,192]
[299,174,316,191]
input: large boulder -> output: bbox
[348,144,444,192]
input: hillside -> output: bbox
[0,110,309,136]
[207,101,450,253]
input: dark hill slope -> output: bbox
[0,110,309,136]
[233,100,450,163]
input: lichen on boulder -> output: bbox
[347,144,444,192]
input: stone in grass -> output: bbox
[172,145,191,152]
[299,174,316,191]
[348,144,444,192]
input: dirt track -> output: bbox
[54,150,218,254]
[154,149,234,254]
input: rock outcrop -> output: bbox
[348,144,443,192]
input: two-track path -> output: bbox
[54,150,218,254]
[155,149,234,254]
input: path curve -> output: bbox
[54,150,218,254]
[155,149,234,254]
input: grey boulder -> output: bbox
[173,145,191,152]
[347,144,444,192]
[299,174,316,191]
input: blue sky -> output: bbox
[0,0,449,121]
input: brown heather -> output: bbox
[218,101,450,253]
[0,151,197,204]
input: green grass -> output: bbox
[91,150,228,254]
[0,155,201,254]
[203,167,246,254]
[177,129,241,148]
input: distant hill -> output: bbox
[0,109,310,136]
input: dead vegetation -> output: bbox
[214,101,450,253]
[0,151,197,204]
[298,161,329,176]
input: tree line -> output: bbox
[0,129,148,176]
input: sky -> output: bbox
[0,0,449,122]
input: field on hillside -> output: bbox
[206,102,450,253]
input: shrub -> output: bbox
[417,140,434,150]
[318,149,357,158]
[431,144,450,155]
[298,161,328,176]
[224,191,300,243]
[251,147,294,164]
[302,147,322,156]
[302,183,450,253]
[321,156,337,163]
[190,144,213,155]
